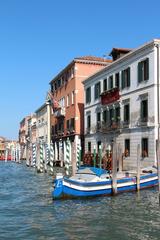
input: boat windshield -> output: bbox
[77,167,107,177]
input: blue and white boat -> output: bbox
[52,166,158,199]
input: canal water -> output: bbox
[0,162,160,240]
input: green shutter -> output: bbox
[94,84,97,99]
[121,70,125,89]
[127,67,130,87]
[146,58,149,80]
[138,61,142,83]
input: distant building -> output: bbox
[35,99,51,145]
[50,56,111,166]
[0,136,5,159]
[19,115,31,159]
[83,39,160,170]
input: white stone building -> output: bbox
[83,39,160,170]
[35,99,51,145]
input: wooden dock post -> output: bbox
[112,142,117,195]
[93,145,96,168]
[137,144,141,191]
[156,140,160,204]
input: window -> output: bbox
[86,87,91,104]
[125,139,130,157]
[94,82,101,100]
[88,142,91,152]
[115,72,120,88]
[122,67,130,89]
[71,91,74,105]
[70,118,75,130]
[124,104,130,123]
[142,138,148,157]
[66,95,69,107]
[87,115,91,129]
[109,75,113,89]
[57,78,61,88]
[71,67,74,78]
[109,108,114,123]
[66,120,70,130]
[138,58,149,83]
[141,99,148,122]
[103,110,107,123]
[60,97,65,108]
[97,112,101,123]
[54,81,57,90]
[51,84,54,93]
[103,79,107,91]
[97,141,101,152]
[97,112,101,130]
[115,106,120,122]
[55,124,58,134]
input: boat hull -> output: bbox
[52,173,158,199]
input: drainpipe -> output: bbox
[155,43,160,140]
[155,42,160,204]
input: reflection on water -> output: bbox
[0,162,160,240]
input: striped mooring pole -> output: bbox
[50,142,54,175]
[39,143,43,173]
[46,144,50,165]
[65,138,70,176]
[76,145,82,169]
[32,143,36,167]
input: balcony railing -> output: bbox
[123,121,130,128]
[137,117,148,126]
[96,121,121,132]
[101,87,120,105]
[54,107,65,118]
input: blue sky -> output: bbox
[0,0,160,140]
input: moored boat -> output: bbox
[52,166,158,199]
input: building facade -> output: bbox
[83,39,160,170]
[19,116,30,159]
[35,100,51,145]
[50,56,111,167]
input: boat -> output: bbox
[52,166,158,199]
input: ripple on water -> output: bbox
[0,162,160,240]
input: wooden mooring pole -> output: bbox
[156,140,160,204]
[112,142,117,195]
[137,144,141,192]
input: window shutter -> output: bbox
[138,61,142,83]
[88,88,91,103]
[121,70,125,89]
[146,58,149,80]
[127,67,130,87]
[94,84,97,99]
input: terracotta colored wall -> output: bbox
[75,63,106,135]
[51,62,106,136]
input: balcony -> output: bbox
[137,117,148,127]
[85,127,91,134]
[123,121,130,128]
[101,87,120,105]
[54,107,65,118]
[96,121,121,132]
